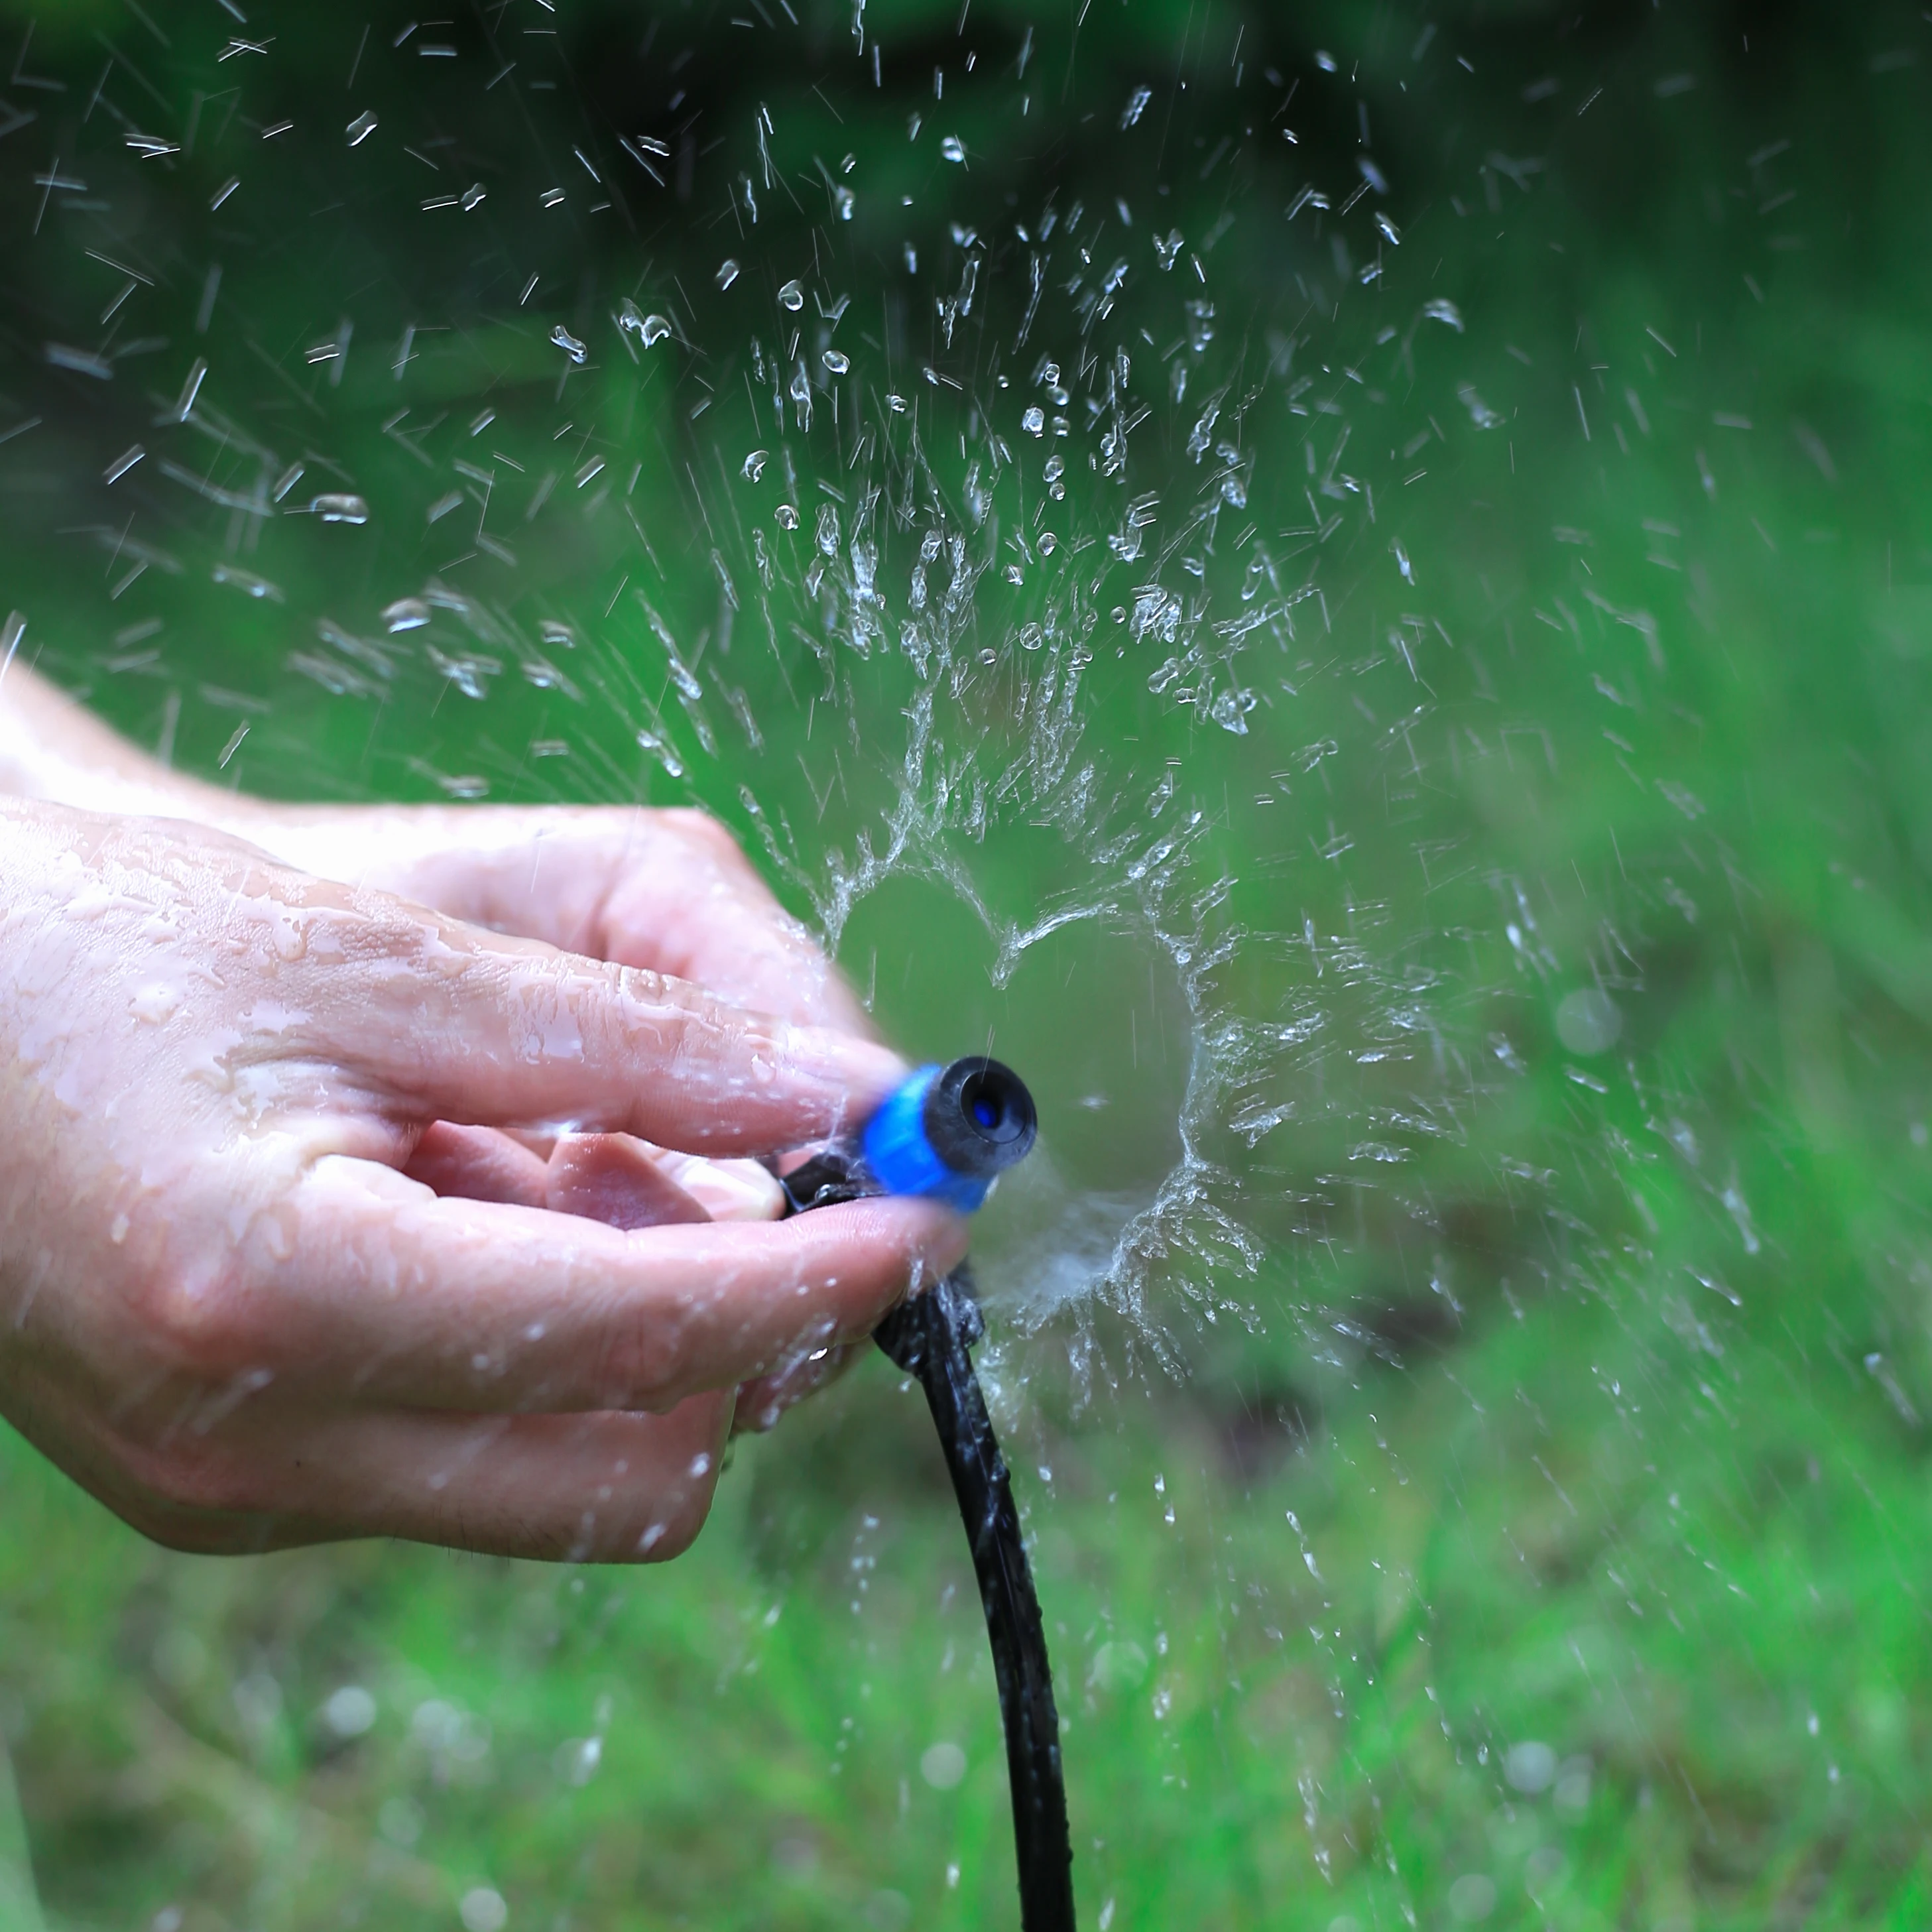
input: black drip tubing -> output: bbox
[782,1150,1076,1932]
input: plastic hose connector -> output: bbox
[861,1056,1038,1213]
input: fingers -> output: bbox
[404,1126,782,1225]
[594,810,874,1032]
[642,1148,785,1223]
[335,1398,734,1561]
[329,916,904,1155]
[544,1134,709,1230]
[249,1157,968,1415]
[95,1395,734,1563]
[402,1122,550,1207]
[262,804,872,1034]
[734,1342,863,1435]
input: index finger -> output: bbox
[282,884,902,1154]
[232,1158,968,1414]
[593,810,873,1033]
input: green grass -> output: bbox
[7,1,1932,1926]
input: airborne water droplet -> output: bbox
[346,109,377,146]
[382,597,432,633]
[778,279,806,312]
[940,135,967,163]
[775,503,800,530]
[619,299,674,347]
[743,449,769,481]
[308,493,369,524]
[823,349,850,375]
[550,322,588,363]
[717,258,740,289]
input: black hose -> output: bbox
[782,1151,1076,1932]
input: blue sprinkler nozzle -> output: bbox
[861,1056,1038,1213]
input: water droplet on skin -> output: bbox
[549,322,587,364]
[129,983,182,1024]
[778,279,805,312]
[688,1453,713,1479]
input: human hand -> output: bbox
[247,802,869,1031]
[245,803,883,1428]
[0,800,966,1560]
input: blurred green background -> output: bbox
[6,0,1932,1926]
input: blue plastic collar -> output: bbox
[861,1064,994,1213]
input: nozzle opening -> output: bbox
[924,1057,1038,1178]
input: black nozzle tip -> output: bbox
[923,1057,1038,1180]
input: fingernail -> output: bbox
[653,1153,784,1223]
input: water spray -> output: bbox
[782,1057,1075,1932]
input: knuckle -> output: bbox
[592,1313,684,1408]
[129,1268,263,1382]
[658,808,743,863]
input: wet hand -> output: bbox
[251,804,884,1431]
[0,801,966,1561]
[252,802,870,1031]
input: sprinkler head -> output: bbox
[862,1057,1037,1213]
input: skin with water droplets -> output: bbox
[0,668,967,1561]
